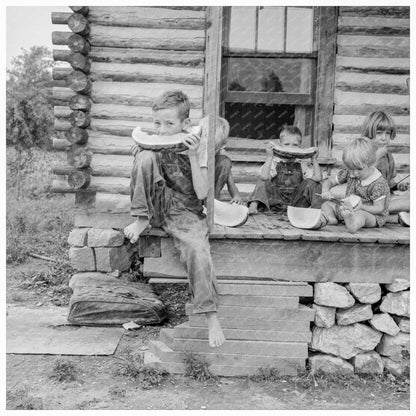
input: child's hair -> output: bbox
[279,125,302,143]
[199,116,230,149]
[342,136,377,170]
[361,111,397,140]
[152,90,190,120]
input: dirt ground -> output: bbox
[6,260,411,411]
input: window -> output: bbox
[221,6,317,144]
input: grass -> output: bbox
[50,358,78,383]
[183,352,217,382]
[114,349,169,389]
[6,385,43,410]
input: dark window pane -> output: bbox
[258,7,285,52]
[225,102,295,140]
[227,58,313,93]
[229,7,256,51]
[286,7,313,52]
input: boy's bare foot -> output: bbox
[206,311,225,348]
[124,217,150,244]
[248,202,258,215]
[340,209,358,233]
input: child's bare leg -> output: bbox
[311,201,338,229]
[206,311,225,348]
[124,216,150,244]
[389,195,410,214]
[248,201,258,214]
[341,210,376,233]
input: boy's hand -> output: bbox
[230,195,243,205]
[182,133,200,156]
[265,142,274,157]
[398,181,410,192]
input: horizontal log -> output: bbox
[88,25,205,51]
[53,80,67,88]
[89,46,204,67]
[87,192,131,213]
[67,145,92,168]
[54,106,71,118]
[339,7,409,18]
[68,34,91,54]
[51,12,71,25]
[53,176,130,194]
[334,90,410,107]
[52,31,72,46]
[70,6,89,15]
[53,67,71,80]
[333,123,409,135]
[52,87,76,105]
[336,56,410,75]
[332,114,409,130]
[338,16,410,28]
[54,118,71,131]
[338,26,409,37]
[65,126,89,144]
[68,13,89,36]
[87,6,206,30]
[88,62,203,85]
[331,133,410,148]
[334,104,409,116]
[337,35,409,49]
[89,119,153,136]
[91,81,203,107]
[337,45,409,59]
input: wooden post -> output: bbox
[313,7,338,159]
[204,7,223,232]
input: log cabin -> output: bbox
[51,6,410,376]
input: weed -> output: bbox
[183,352,217,382]
[114,350,168,389]
[6,385,43,410]
[249,366,282,382]
[50,358,77,382]
[153,283,189,326]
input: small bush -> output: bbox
[250,366,281,382]
[6,386,43,410]
[115,350,168,389]
[183,352,217,382]
[50,358,77,383]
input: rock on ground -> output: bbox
[381,357,410,377]
[336,304,373,326]
[309,354,354,375]
[352,351,384,375]
[87,229,125,247]
[346,283,381,304]
[311,323,382,360]
[314,283,355,308]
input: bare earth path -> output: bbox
[6,260,410,411]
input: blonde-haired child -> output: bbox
[316,136,391,233]
[199,116,243,204]
[362,110,409,224]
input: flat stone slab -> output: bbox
[173,323,312,343]
[186,303,315,321]
[219,294,299,308]
[188,315,311,332]
[6,305,124,355]
[148,340,305,376]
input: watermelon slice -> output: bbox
[214,199,249,227]
[287,206,322,229]
[272,143,318,159]
[132,125,201,152]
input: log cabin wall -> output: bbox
[332,6,410,177]
[51,6,207,226]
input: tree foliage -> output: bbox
[6,46,54,150]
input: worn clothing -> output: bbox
[249,159,321,211]
[214,153,233,198]
[376,150,396,190]
[335,167,391,226]
[129,149,218,314]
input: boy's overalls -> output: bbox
[130,149,218,314]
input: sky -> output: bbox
[6,6,69,68]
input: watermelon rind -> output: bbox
[272,144,317,159]
[287,206,322,229]
[214,199,249,227]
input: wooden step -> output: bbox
[188,314,311,332]
[173,323,312,343]
[148,340,305,376]
[218,294,299,308]
[217,281,313,297]
[171,337,308,357]
[186,303,315,321]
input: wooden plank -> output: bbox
[338,16,410,28]
[251,214,284,240]
[314,7,338,159]
[336,56,409,74]
[332,114,409,129]
[376,223,410,245]
[337,45,409,59]
[87,6,206,30]
[238,216,264,239]
[144,238,409,283]
[338,26,409,37]
[89,62,203,85]
[91,81,203,107]
[265,214,302,241]
[334,104,409,116]
[339,7,409,18]
[225,91,313,106]
[210,224,226,239]
[88,25,205,51]
[337,35,409,48]
[89,47,204,67]
[334,90,410,107]
[332,133,410,147]
[139,235,162,258]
